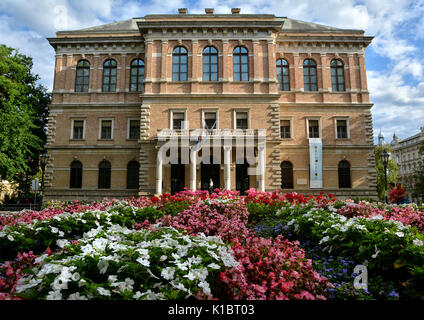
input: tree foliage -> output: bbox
[374,144,398,200]
[0,44,50,192]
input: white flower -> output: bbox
[395,232,404,238]
[161,267,175,280]
[413,239,423,246]
[108,275,118,283]
[136,256,150,267]
[51,277,68,291]
[133,291,144,299]
[58,231,64,237]
[340,226,348,232]
[7,234,14,241]
[50,227,59,234]
[159,255,167,261]
[207,263,221,270]
[67,292,88,300]
[97,287,111,296]
[78,279,86,287]
[319,236,330,244]
[371,245,380,259]
[47,290,62,300]
[198,281,211,295]
[71,273,80,282]
[56,239,69,249]
[97,260,109,274]
[0,231,6,238]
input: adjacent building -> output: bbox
[391,127,424,203]
[44,8,377,201]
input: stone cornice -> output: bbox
[47,36,144,55]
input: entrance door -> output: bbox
[171,163,185,194]
[201,157,220,191]
[236,162,250,195]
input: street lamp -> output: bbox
[40,151,49,205]
[381,150,390,203]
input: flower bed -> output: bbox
[1,189,424,300]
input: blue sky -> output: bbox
[1,0,423,144]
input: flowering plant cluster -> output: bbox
[218,235,330,300]
[3,225,238,300]
[1,189,424,300]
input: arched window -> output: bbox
[331,59,345,91]
[203,46,218,81]
[276,59,290,91]
[281,161,294,189]
[172,46,188,81]
[127,161,140,189]
[303,59,317,91]
[233,46,248,81]
[98,160,111,189]
[75,60,90,92]
[130,59,144,92]
[338,160,351,188]
[102,59,117,92]
[70,160,82,189]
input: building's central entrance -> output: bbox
[236,161,250,195]
[171,163,185,194]
[201,157,220,191]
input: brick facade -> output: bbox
[45,9,377,201]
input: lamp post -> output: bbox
[381,150,389,203]
[40,151,49,206]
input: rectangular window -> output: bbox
[100,120,112,139]
[280,120,291,138]
[173,112,185,130]
[72,120,84,139]
[204,112,217,129]
[129,119,140,140]
[308,120,319,138]
[336,119,348,139]
[236,112,248,129]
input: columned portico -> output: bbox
[224,146,231,190]
[190,147,197,191]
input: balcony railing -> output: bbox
[157,128,265,138]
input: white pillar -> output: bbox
[224,146,231,190]
[258,146,265,192]
[190,147,197,190]
[156,151,163,195]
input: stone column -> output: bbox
[224,146,231,190]
[156,150,163,195]
[190,147,197,190]
[258,146,265,191]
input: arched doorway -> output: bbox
[171,159,185,194]
[236,160,249,195]
[201,156,220,191]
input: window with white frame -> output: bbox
[280,119,291,139]
[172,112,185,130]
[203,111,217,129]
[235,112,248,129]
[71,119,85,140]
[307,119,320,138]
[335,118,349,139]
[99,119,113,140]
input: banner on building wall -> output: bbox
[309,138,322,188]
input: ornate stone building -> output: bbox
[45,8,377,201]
[391,127,424,203]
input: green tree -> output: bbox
[0,44,50,194]
[374,144,398,201]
